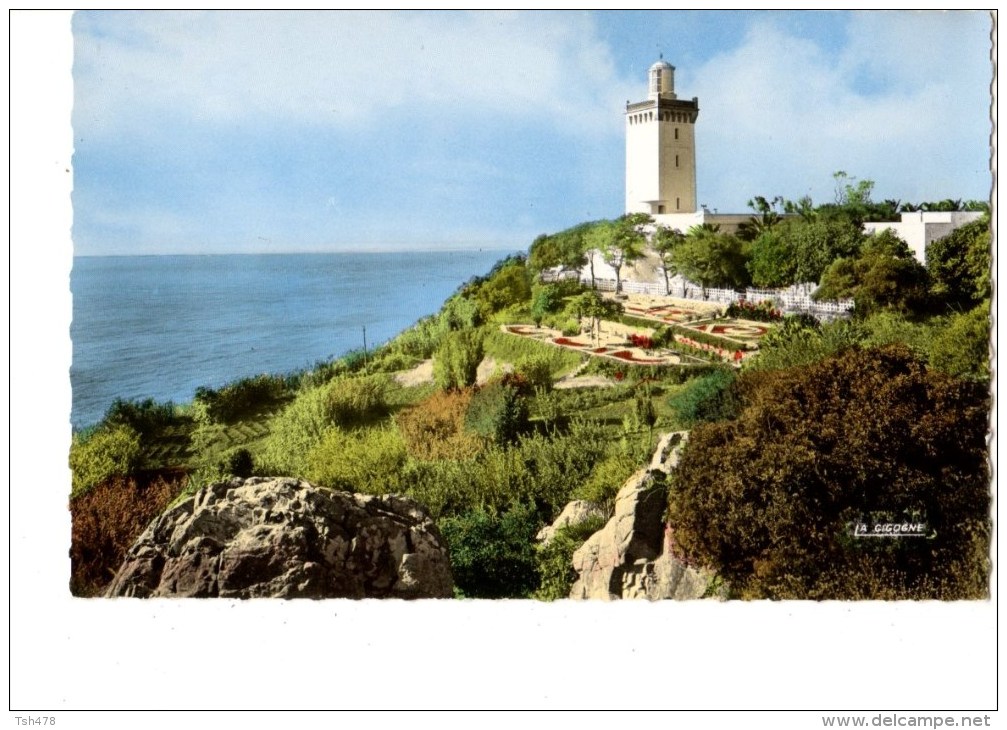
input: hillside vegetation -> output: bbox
[70,179,991,599]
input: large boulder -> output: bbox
[105,477,453,599]
[569,432,721,600]
[536,500,606,544]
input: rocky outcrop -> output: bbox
[536,500,606,544]
[105,477,453,599]
[569,432,722,600]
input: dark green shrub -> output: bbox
[928,304,991,381]
[530,284,562,327]
[667,368,739,426]
[224,448,254,478]
[439,503,542,598]
[668,345,990,600]
[515,355,554,392]
[464,380,530,446]
[194,374,291,424]
[103,397,179,438]
[434,329,485,391]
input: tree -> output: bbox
[922,198,964,212]
[747,228,797,288]
[814,257,857,300]
[777,216,864,284]
[926,215,991,312]
[827,170,876,226]
[528,223,591,275]
[593,214,651,293]
[530,285,559,328]
[672,226,750,295]
[569,290,623,346]
[816,229,930,316]
[783,195,817,222]
[736,195,784,242]
[669,345,990,599]
[582,222,614,289]
[471,260,532,319]
[651,225,686,293]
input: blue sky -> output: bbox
[70,10,992,255]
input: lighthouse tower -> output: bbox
[625,58,699,216]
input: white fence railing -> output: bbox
[540,267,854,319]
[542,270,854,320]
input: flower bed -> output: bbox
[503,323,685,367]
[679,319,769,347]
[707,323,769,338]
[553,337,588,348]
[506,325,536,336]
[726,300,782,322]
[625,304,702,324]
[609,350,667,364]
[674,334,745,364]
[628,333,655,349]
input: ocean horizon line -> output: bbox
[73,245,525,258]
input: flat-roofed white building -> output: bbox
[863,211,985,264]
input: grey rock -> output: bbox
[536,500,606,544]
[569,432,721,601]
[106,477,453,599]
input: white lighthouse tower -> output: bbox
[624,58,699,216]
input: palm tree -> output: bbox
[783,195,817,222]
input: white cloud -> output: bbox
[73,10,634,140]
[688,13,991,211]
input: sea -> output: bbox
[69,250,516,430]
